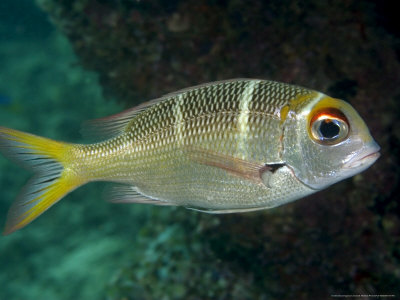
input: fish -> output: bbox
[0,79,380,234]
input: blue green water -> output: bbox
[1,1,399,299]
[0,2,152,299]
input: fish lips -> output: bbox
[343,142,381,171]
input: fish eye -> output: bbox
[310,108,349,145]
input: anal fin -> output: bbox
[107,185,175,206]
[186,206,268,214]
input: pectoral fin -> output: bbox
[186,147,271,185]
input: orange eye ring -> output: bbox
[309,108,350,145]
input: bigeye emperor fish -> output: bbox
[0,79,380,234]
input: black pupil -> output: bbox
[319,120,340,139]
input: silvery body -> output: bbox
[0,79,380,233]
[75,79,380,211]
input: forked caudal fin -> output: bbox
[0,127,82,235]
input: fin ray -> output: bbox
[186,146,270,184]
[81,79,254,140]
[81,98,166,139]
[107,184,175,206]
[0,127,81,234]
[186,206,267,214]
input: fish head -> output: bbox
[282,95,380,190]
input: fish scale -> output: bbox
[0,79,380,234]
[71,80,315,206]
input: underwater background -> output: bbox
[0,0,399,299]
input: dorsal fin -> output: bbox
[80,97,167,140]
[160,78,252,98]
[81,78,254,140]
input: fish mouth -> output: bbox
[344,146,381,169]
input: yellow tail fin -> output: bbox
[0,127,81,235]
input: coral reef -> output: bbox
[34,0,400,299]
